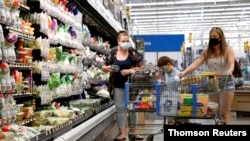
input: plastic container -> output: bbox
[207,102,218,114]
[16,104,24,112]
[16,112,24,121]
[69,99,101,108]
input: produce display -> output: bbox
[0,0,113,140]
[69,99,101,109]
[1,124,40,141]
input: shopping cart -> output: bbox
[124,71,163,141]
[155,72,230,126]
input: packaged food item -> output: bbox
[180,76,202,86]
[34,110,52,119]
[15,112,24,121]
[23,107,33,118]
[16,104,24,113]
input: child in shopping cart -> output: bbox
[157,56,181,124]
[156,56,180,83]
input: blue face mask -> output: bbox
[120,42,130,49]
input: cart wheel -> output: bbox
[215,119,224,125]
[128,135,135,141]
[146,135,154,141]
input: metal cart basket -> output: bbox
[124,71,163,141]
[155,72,230,125]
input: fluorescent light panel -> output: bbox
[130,7,249,16]
[134,28,249,34]
[132,28,250,34]
[131,11,250,19]
[129,4,250,12]
[135,22,243,29]
[126,0,243,7]
[133,18,250,25]
[131,11,250,20]
[133,15,248,23]
[133,31,249,38]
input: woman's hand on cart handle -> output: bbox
[121,69,133,76]
[179,70,187,77]
[227,70,233,76]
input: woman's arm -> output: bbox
[227,47,235,75]
[102,65,112,73]
[101,47,117,73]
[129,66,143,74]
[179,52,205,76]
[120,48,143,76]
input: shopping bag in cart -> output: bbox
[129,70,156,83]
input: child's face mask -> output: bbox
[164,68,171,74]
[161,65,171,74]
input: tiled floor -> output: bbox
[103,113,250,141]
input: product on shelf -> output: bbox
[0,0,116,140]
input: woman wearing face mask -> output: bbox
[179,27,235,124]
[102,30,143,140]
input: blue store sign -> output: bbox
[133,34,185,52]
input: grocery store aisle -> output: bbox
[102,122,164,141]
[102,113,250,141]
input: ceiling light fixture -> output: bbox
[129,3,250,12]
[131,11,250,19]
[130,7,249,16]
[126,0,241,7]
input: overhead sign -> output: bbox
[133,34,185,52]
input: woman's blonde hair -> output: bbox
[204,27,229,64]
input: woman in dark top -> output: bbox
[102,30,143,140]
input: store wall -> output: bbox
[144,52,182,69]
[234,48,246,58]
[133,34,185,69]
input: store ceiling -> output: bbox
[126,0,250,48]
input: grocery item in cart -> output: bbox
[129,70,156,84]
[180,75,202,86]
[160,90,180,116]
[207,102,219,114]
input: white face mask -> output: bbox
[120,42,130,49]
